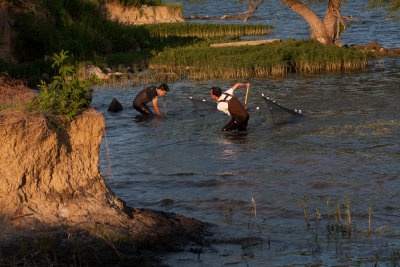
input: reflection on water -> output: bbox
[92,61,400,265]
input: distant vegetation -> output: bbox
[2,0,161,7]
[105,0,162,7]
[0,0,372,85]
[150,39,371,80]
[140,23,273,38]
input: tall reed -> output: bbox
[138,23,274,38]
[300,198,311,230]
[150,39,371,80]
[368,207,372,235]
[345,202,352,235]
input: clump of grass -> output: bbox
[150,39,371,80]
[139,23,273,38]
[344,194,352,235]
[300,198,311,230]
[0,73,36,112]
[130,72,182,87]
[313,120,400,138]
[90,224,123,260]
[105,0,162,7]
[0,59,52,87]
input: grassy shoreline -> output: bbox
[149,39,371,80]
[1,37,372,86]
[0,0,375,86]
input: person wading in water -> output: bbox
[210,82,250,132]
[133,83,169,116]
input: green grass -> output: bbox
[138,23,273,38]
[150,39,371,80]
[0,59,52,86]
[161,2,183,10]
[2,0,275,84]
[103,0,162,7]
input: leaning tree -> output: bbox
[241,0,400,45]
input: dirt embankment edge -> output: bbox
[0,87,206,264]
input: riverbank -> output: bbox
[83,40,400,84]
[5,0,399,86]
[0,78,207,265]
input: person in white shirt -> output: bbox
[210,82,250,131]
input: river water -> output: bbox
[91,1,400,266]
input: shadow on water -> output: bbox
[133,114,154,123]
[221,131,249,142]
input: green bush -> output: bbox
[34,50,92,121]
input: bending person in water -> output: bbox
[210,82,250,132]
[133,83,169,116]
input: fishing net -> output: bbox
[189,97,217,111]
[261,94,305,124]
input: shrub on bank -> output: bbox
[32,50,93,121]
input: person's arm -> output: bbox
[152,96,163,115]
[231,82,250,92]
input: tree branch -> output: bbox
[239,0,266,22]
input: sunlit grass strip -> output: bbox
[150,39,371,80]
[136,23,274,38]
[312,120,400,137]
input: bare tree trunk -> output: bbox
[282,0,339,44]
[243,0,348,45]
[323,0,339,41]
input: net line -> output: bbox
[261,94,305,124]
[189,94,305,125]
[189,97,217,111]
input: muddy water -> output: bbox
[92,60,400,265]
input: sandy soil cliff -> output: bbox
[0,110,119,222]
[0,108,203,248]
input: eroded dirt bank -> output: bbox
[0,89,205,265]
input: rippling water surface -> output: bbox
[92,1,400,265]
[176,0,400,49]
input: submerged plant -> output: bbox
[369,207,372,235]
[248,196,257,229]
[300,198,311,230]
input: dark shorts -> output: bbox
[222,115,249,132]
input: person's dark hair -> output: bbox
[211,87,222,97]
[158,83,169,92]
